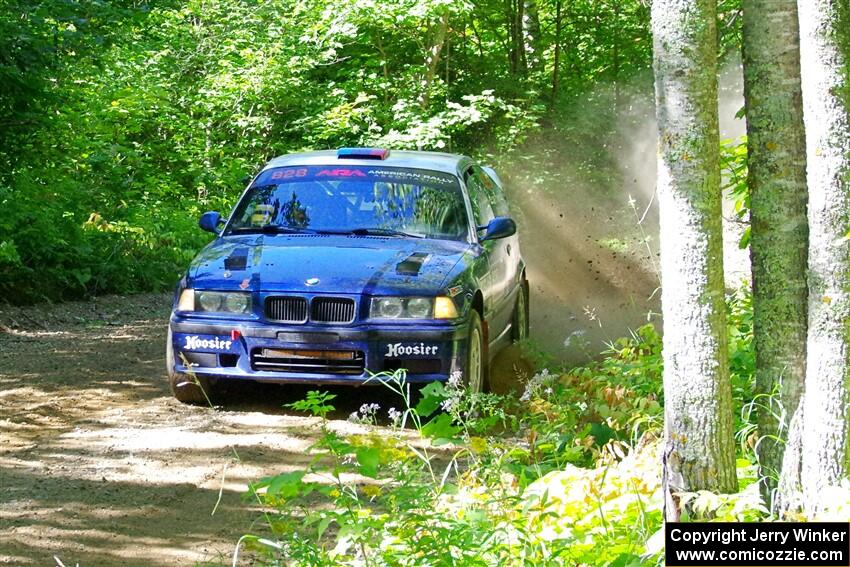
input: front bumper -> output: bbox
[168,316,468,385]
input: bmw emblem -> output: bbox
[305,277,320,286]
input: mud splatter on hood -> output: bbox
[188,234,470,295]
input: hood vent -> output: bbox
[224,248,249,271]
[396,252,429,276]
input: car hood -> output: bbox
[187,234,471,295]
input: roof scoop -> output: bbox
[337,147,390,160]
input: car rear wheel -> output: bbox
[167,327,214,405]
[464,310,488,393]
[511,280,529,343]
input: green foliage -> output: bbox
[717,1,744,61]
[677,461,768,522]
[0,0,671,302]
[232,291,770,564]
[239,330,668,566]
[285,390,337,421]
[721,135,750,249]
[727,284,756,435]
[501,325,662,482]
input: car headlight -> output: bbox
[198,291,223,312]
[406,297,432,318]
[370,296,458,319]
[177,289,252,314]
[374,297,404,318]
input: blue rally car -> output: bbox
[167,148,528,403]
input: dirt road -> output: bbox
[1,294,452,566]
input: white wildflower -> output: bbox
[349,403,381,425]
[521,368,556,402]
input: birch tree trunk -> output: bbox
[551,0,562,105]
[418,12,450,112]
[651,0,738,518]
[798,0,850,517]
[741,0,808,513]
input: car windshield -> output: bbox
[226,165,469,241]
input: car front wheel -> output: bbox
[511,281,529,342]
[464,310,488,393]
[166,327,214,405]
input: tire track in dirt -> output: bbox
[0,294,414,566]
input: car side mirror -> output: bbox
[199,211,223,234]
[480,216,516,241]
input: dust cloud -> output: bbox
[499,63,748,364]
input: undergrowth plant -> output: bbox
[220,290,774,565]
[236,325,670,566]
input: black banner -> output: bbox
[666,522,850,566]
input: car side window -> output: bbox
[464,167,495,227]
[476,166,510,217]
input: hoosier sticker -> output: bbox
[385,342,439,357]
[183,335,233,351]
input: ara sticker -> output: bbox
[239,278,250,290]
[447,286,463,297]
[316,168,367,177]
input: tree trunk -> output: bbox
[551,0,562,106]
[777,394,805,513]
[651,0,738,519]
[612,0,621,113]
[418,12,450,112]
[525,0,542,70]
[798,0,850,517]
[506,0,526,75]
[741,0,808,514]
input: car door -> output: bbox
[479,165,522,296]
[464,165,513,343]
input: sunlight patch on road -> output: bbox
[64,425,314,453]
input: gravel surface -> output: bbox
[0,294,527,566]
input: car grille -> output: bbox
[311,297,356,324]
[265,296,308,323]
[252,348,365,374]
[265,296,356,324]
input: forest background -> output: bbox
[0,0,745,357]
[9,0,850,564]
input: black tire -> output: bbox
[464,310,489,393]
[166,327,214,405]
[511,280,530,343]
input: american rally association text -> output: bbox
[669,527,848,547]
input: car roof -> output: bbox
[262,150,474,177]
